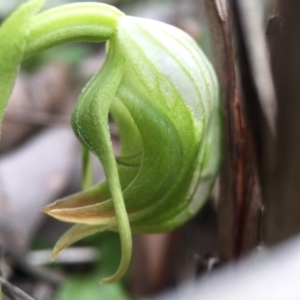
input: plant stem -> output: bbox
[81,145,93,190]
[24,2,123,58]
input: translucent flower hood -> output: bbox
[0,0,221,283]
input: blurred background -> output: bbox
[2,0,300,299]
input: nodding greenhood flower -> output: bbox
[0,0,221,283]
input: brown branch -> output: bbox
[204,0,260,260]
[266,0,300,244]
[229,0,277,251]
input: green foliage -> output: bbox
[56,234,131,300]
[0,0,221,284]
[57,276,130,300]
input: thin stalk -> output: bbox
[24,3,123,58]
[81,145,93,190]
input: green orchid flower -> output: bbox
[0,0,221,283]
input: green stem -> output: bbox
[0,0,44,133]
[24,2,124,58]
[81,145,93,190]
[98,142,132,284]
